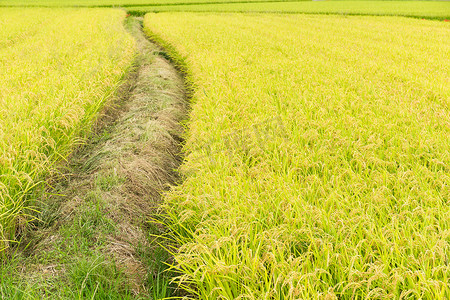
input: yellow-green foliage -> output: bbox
[0,8,135,250]
[144,13,450,298]
[0,0,300,7]
[134,1,450,19]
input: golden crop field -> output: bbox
[0,0,300,6]
[132,1,450,19]
[0,8,135,251]
[144,13,450,298]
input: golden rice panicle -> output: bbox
[144,13,450,298]
[0,8,135,253]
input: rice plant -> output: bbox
[144,13,450,299]
[0,8,135,253]
[0,0,303,7]
[133,1,450,19]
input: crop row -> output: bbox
[144,13,450,298]
[133,1,450,19]
[0,8,135,252]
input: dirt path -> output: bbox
[3,17,187,299]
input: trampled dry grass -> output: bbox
[144,13,450,298]
[0,8,135,252]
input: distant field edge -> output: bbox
[0,0,307,8]
[128,1,450,20]
[131,9,450,20]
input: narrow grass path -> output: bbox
[1,17,187,299]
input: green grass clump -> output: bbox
[144,13,450,298]
[132,1,450,19]
[0,8,135,253]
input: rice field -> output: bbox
[133,1,450,19]
[0,0,303,7]
[144,12,450,299]
[2,0,450,298]
[2,0,448,22]
[0,8,135,251]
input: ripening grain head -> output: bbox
[0,8,135,252]
[144,13,450,299]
